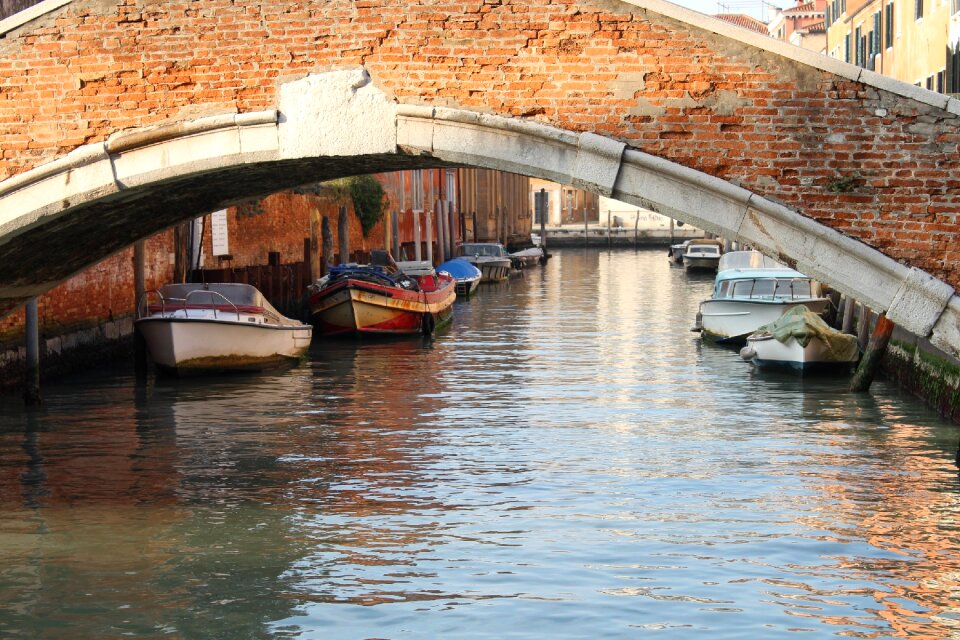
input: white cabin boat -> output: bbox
[682,239,724,271]
[136,283,312,374]
[695,251,830,344]
[458,242,514,282]
[740,306,859,374]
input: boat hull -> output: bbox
[455,276,481,297]
[699,298,830,344]
[136,317,312,374]
[309,278,455,336]
[683,255,721,271]
[478,261,512,283]
[743,334,858,374]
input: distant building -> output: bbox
[527,179,600,227]
[768,0,827,52]
[714,13,771,34]
[825,0,958,92]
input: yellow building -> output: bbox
[826,0,957,91]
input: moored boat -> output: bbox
[510,245,545,268]
[695,250,830,344]
[458,242,513,283]
[135,283,312,375]
[668,240,689,264]
[682,239,724,271]
[308,255,455,336]
[436,257,482,297]
[740,305,860,374]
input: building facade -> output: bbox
[826,0,959,91]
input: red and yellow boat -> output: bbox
[308,260,455,336]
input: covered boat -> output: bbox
[135,283,312,375]
[695,250,830,344]
[740,305,860,374]
[436,258,482,297]
[308,253,455,336]
[510,245,545,268]
[458,242,513,282]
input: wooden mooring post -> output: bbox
[338,207,349,264]
[24,298,41,405]
[133,241,147,381]
[321,216,333,275]
[850,313,895,393]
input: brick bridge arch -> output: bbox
[1,0,959,356]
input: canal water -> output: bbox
[2,249,960,639]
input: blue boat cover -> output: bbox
[436,258,481,281]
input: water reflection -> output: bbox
[0,249,958,638]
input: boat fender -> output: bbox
[739,346,756,361]
[421,312,435,336]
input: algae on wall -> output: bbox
[884,336,960,424]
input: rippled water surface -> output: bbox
[2,249,960,639]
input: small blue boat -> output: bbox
[436,258,482,298]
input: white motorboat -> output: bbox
[510,245,545,267]
[695,250,830,344]
[136,283,312,374]
[458,242,514,282]
[740,305,859,374]
[682,239,724,271]
[668,240,689,264]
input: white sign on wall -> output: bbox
[211,209,229,256]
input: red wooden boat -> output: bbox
[308,257,455,336]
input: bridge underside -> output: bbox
[0,70,958,358]
[0,153,446,316]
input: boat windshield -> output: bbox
[717,250,785,272]
[155,283,282,316]
[461,243,506,257]
[717,278,816,300]
[686,245,720,256]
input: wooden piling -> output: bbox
[857,303,872,349]
[338,207,349,265]
[841,296,856,334]
[850,313,895,393]
[391,211,400,260]
[24,298,40,406]
[413,210,422,261]
[435,200,446,263]
[309,208,321,282]
[133,241,147,381]
[425,207,434,265]
[447,202,456,257]
[321,216,333,275]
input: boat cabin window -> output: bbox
[687,245,720,256]
[726,278,815,300]
[461,243,506,257]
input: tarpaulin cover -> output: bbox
[754,305,859,361]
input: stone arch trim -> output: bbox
[0,70,957,356]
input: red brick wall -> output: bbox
[0,232,173,346]
[2,0,960,290]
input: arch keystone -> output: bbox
[572,132,625,196]
[278,69,397,160]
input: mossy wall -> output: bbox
[883,331,960,424]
